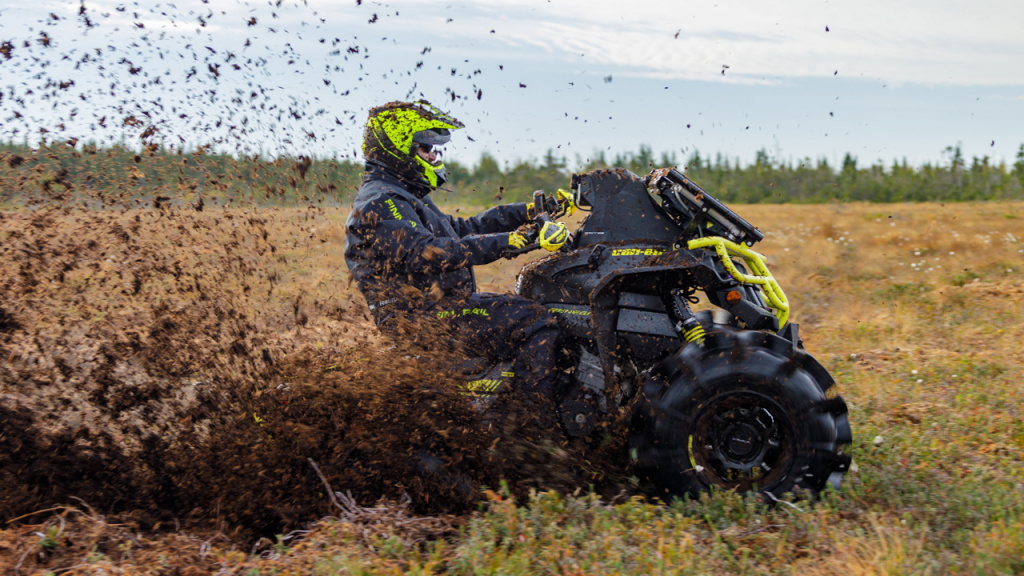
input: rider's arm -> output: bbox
[351,195,516,273]
[444,201,530,236]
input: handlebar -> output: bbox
[502,190,568,257]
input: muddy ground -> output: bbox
[0,205,632,549]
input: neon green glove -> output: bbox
[538,221,570,252]
[555,188,577,216]
[508,231,530,249]
[527,189,578,219]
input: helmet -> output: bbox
[362,100,464,189]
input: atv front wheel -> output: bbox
[630,319,852,500]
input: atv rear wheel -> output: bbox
[630,317,852,500]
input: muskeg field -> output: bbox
[2,200,1024,575]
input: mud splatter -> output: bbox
[0,206,631,543]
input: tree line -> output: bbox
[2,140,1022,209]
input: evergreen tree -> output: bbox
[1,140,1022,209]
[1015,144,1024,185]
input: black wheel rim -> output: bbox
[690,391,794,492]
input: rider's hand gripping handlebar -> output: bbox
[504,190,573,257]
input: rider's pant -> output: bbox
[428,293,563,402]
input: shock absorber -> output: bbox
[670,289,706,345]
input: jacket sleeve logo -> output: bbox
[385,198,416,227]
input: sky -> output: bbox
[1,0,1022,171]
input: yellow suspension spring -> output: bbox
[682,323,706,345]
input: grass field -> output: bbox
[1,200,1023,575]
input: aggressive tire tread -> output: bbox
[630,321,852,500]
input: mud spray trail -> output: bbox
[0,206,631,541]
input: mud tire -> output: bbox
[630,314,852,500]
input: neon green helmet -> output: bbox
[363,100,464,189]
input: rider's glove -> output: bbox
[538,221,570,252]
[526,189,577,219]
[554,188,577,216]
[508,231,530,249]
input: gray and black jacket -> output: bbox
[344,163,529,325]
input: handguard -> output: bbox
[539,221,570,252]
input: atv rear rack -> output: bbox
[648,168,765,247]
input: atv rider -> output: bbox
[344,100,576,403]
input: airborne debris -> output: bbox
[0,204,633,541]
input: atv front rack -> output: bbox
[687,236,789,326]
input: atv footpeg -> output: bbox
[558,391,600,437]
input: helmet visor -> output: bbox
[412,128,452,146]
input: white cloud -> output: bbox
[334,0,1024,85]
[1,0,1020,163]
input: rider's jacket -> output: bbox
[344,163,529,325]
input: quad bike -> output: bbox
[461,167,853,501]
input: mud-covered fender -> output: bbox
[585,248,730,399]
